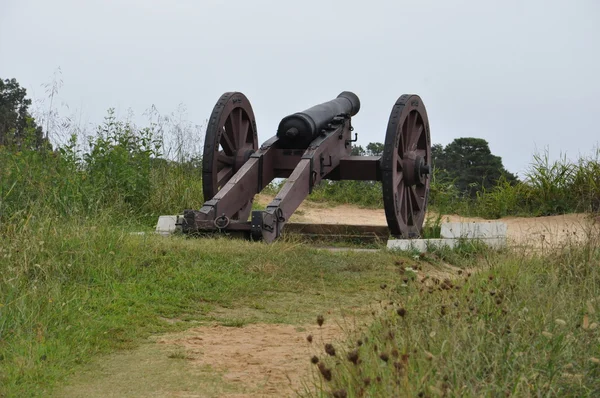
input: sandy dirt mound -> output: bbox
[156,321,348,397]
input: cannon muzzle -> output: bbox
[277,91,360,148]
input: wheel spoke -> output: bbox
[405,186,414,225]
[397,131,405,158]
[224,116,238,149]
[217,151,234,165]
[401,118,410,152]
[409,186,421,212]
[233,108,242,143]
[217,166,234,187]
[398,182,407,222]
[220,127,235,155]
[239,115,250,147]
[406,113,423,151]
[394,168,404,189]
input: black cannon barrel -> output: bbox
[276,91,360,148]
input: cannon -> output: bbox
[179,91,432,243]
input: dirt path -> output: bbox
[155,322,346,397]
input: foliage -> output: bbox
[432,137,518,198]
[0,77,50,151]
[0,108,204,227]
[436,148,600,219]
[351,142,384,156]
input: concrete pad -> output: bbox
[387,238,458,252]
[386,237,507,252]
[155,215,180,236]
[440,222,507,239]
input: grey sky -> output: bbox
[1,0,599,177]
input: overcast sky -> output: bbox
[1,0,598,176]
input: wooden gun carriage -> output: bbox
[179,91,432,243]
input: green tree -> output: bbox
[366,142,384,156]
[0,77,49,150]
[351,142,384,156]
[432,137,517,197]
[351,144,365,156]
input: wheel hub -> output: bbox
[402,152,430,187]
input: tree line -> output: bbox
[1,76,516,201]
[352,138,517,198]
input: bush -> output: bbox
[0,109,204,227]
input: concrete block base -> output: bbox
[387,221,507,253]
[155,215,181,236]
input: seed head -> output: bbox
[393,361,404,373]
[363,377,371,386]
[347,349,359,365]
[380,283,387,289]
[325,343,336,356]
[317,363,332,381]
[306,334,313,343]
[332,390,347,398]
[379,352,389,362]
[317,315,324,327]
[311,355,319,364]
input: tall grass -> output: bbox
[305,233,600,397]
[0,109,204,228]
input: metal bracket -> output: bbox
[345,132,358,148]
[320,155,332,176]
[250,211,263,241]
[302,154,315,193]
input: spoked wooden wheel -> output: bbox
[381,95,431,238]
[202,92,258,220]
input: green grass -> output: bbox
[303,235,600,397]
[0,215,410,397]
